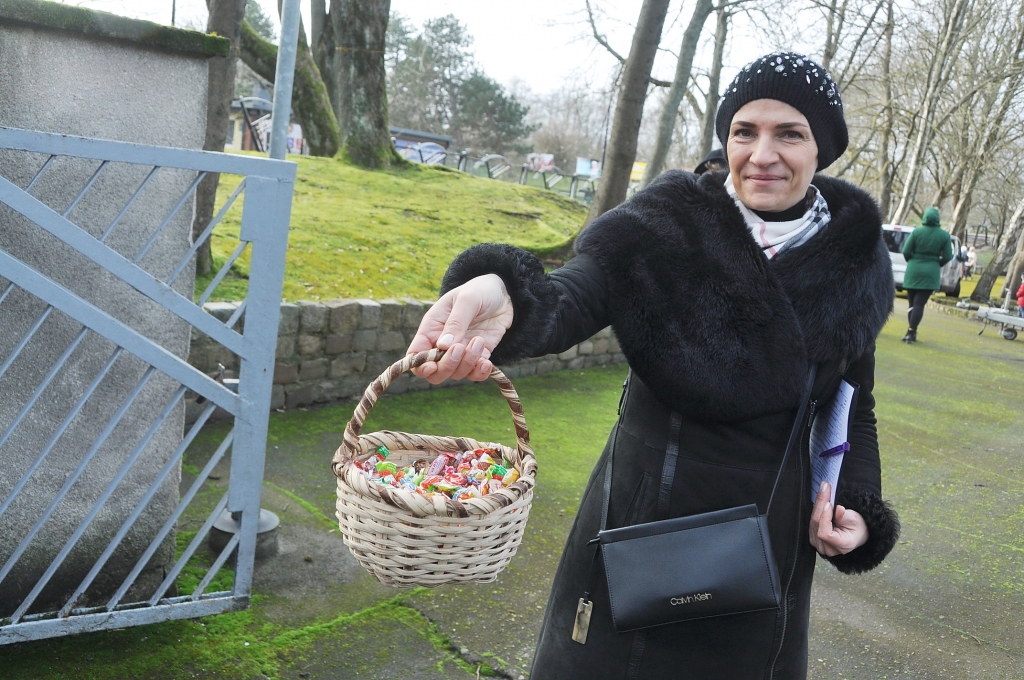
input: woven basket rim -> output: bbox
[331,349,537,520]
[336,431,536,518]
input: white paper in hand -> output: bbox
[809,380,859,505]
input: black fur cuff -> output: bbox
[440,243,559,365]
[826,487,900,574]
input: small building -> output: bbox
[225,85,305,154]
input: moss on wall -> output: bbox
[0,0,229,58]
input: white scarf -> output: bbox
[725,174,831,259]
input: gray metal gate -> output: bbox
[0,126,295,644]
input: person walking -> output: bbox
[407,52,899,679]
[965,246,977,279]
[900,206,952,343]
[1016,275,1024,318]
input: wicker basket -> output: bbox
[332,348,537,587]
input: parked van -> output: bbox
[882,224,963,297]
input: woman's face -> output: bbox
[727,99,818,212]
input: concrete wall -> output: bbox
[0,8,224,615]
[187,298,625,420]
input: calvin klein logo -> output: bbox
[670,592,712,605]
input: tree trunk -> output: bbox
[698,4,729,160]
[240,19,341,157]
[821,0,848,71]
[587,0,672,223]
[972,195,1024,302]
[192,0,247,277]
[948,1,1024,241]
[890,0,973,225]
[311,0,325,51]
[879,0,894,219]
[316,0,400,169]
[640,0,714,188]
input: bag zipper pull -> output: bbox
[807,399,817,428]
[617,378,629,415]
[572,597,594,644]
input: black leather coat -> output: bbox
[441,170,901,679]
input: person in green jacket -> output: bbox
[900,206,952,343]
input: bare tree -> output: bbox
[639,0,715,187]
[585,0,672,223]
[972,195,1024,302]
[526,82,610,172]
[890,0,975,224]
[697,4,730,160]
[945,1,1024,239]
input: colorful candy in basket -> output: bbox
[359,445,522,501]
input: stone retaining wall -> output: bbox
[188,299,625,417]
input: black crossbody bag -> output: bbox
[572,368,816,642]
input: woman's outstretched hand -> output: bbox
[407,274,514,384]
[809,482,868,557]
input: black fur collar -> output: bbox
[572,170,893,421]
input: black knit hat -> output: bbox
[715,52,848,170]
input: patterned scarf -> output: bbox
[725,174,831,259]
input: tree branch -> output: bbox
[586,0,672,87]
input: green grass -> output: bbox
[196,155,588,303]
[958,273,1006,301]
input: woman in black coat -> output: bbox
[407,52,900,680]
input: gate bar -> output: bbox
[107,429,234,609]
[0,174,250,357]
[0,345,122,524]
[133,171,206,263]
[11,386,189,621]
[148,495,229,606]
[165,178,246,286]
[100,166,160,242]
[0,127,295,180]
[62,160,109,218]
[63,401,218,617]
[0,326,88,473]
[0,247,243,412]
[24,155,55,193]
[0,368,157,597]
[0,304,53,382]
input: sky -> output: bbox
[60,1,786,97]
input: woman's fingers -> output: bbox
[437,287,487,349]
[816,505,869,556]
[405,275,513,383]
[809,482,829,543]
[449,336,486,380]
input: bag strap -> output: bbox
[600,365,817,530]
[657,412,683,517]
[582,367,816,594]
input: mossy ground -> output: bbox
[3,304,1023,678]
[196,156,587,303]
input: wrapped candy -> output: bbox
[375,461,398,475]
[426,454,448,476]
[359,447,519,500]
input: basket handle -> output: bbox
[338,348,532,463]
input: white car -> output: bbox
[882,224,963,297]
